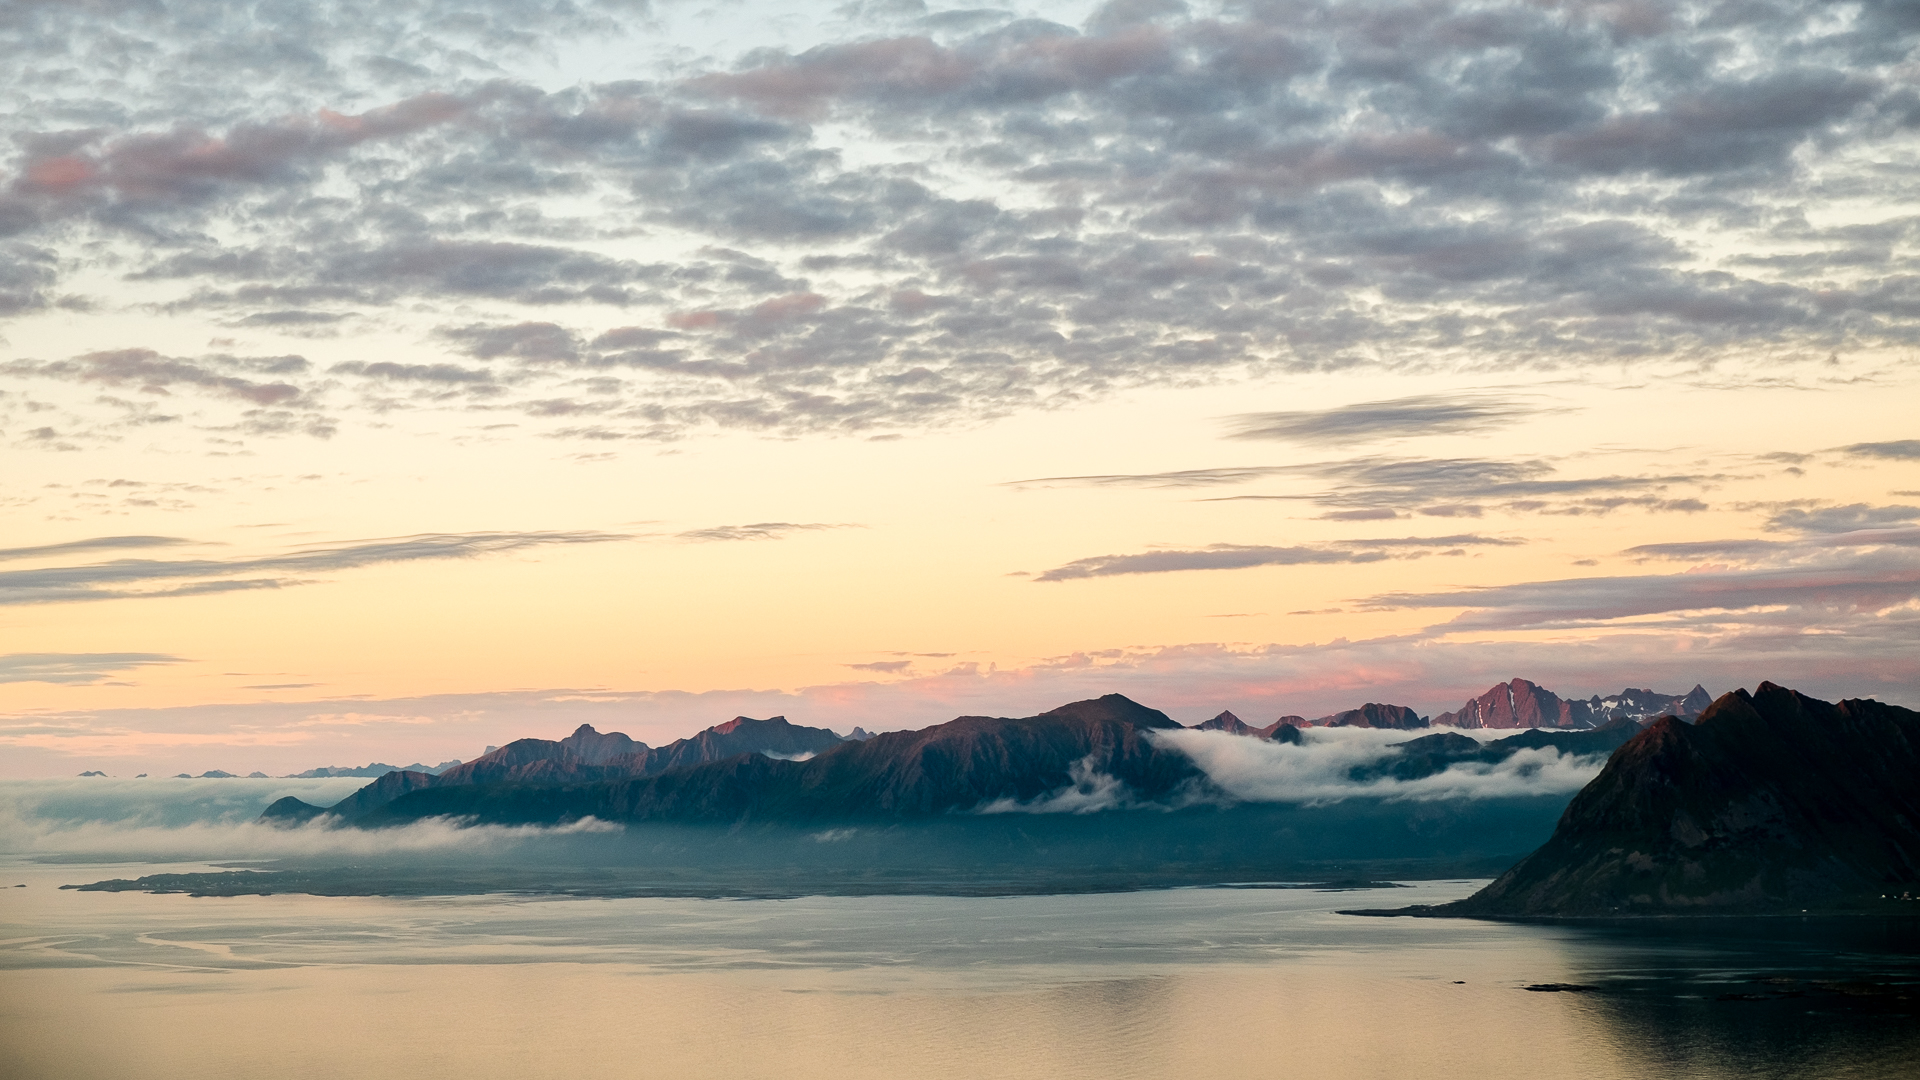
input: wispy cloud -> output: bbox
[1036,545,1386,582]
[0,531,630,606]
[1368,537,1920,631]
[0,652,187,685]
[1034,535,1516,582]
[1625,525,1920,562]
[0,536,190,562]
[1224,395,1543,444]
[1842,441,1920,461]
[1764,503,1920,534]
[1011,454,1717,519]
[1007,467,1288,490]
[1339,534,1525,549]
[676,522,856,542]
[1260,457,1717,519]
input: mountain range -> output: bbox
[1183,680,1709,739]
[1436,679,1713,730]
[184,676,1920,914]
[262,681,1665,829]
[286,760,465,778]
[242,677,1708,820]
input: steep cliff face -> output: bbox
[1437,683,1920,915]
[1435,678,1595,729]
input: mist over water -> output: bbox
[4,776,1917,1080]
[0,728,1596,887]
[0,778,622,861]
[0,770,1573,892]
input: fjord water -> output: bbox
[4,858,1919,1080]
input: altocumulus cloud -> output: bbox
[4,0,1920,445]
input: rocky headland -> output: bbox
[1359,683,1920,917]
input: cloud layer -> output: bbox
[0,777,618,859]
[5,0,1919,447]
[1381,526,1920,630]
[1151,727,1608,803]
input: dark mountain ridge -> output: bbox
[286,760,463,778]
[1188,681,1708,738]
[282,693,1644,830]
[1400,683,1920,916]
[1349,719,1642,784]
[266,714,848,823]
[1298,702,1426,730]
[354,694,1202,827]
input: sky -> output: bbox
[2,0,1918,776]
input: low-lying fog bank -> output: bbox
[5,728,1617,895]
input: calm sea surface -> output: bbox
[3,857,1918,1080]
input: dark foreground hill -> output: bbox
[1372,683,1920,917]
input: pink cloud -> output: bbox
[8,91,481,208]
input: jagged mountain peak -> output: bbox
[1309,703,1426,730]
[1039,694,1182,730]
[1195,710,1256,735]
[711,715,794,736]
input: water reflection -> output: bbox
[2,863,1915,1080]
[1549,918,1920,1080]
